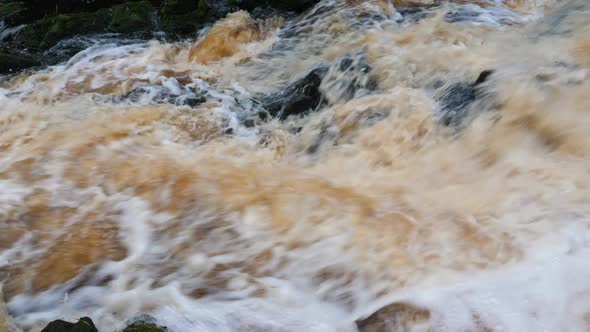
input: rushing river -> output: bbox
[2,0,590,331]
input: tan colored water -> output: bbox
[1,0,590,331]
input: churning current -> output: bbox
[2,0,590,331]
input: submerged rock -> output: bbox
[322,54,377,104]
[536,0,590,37]
[356,302,431,332]
[40,317,98,332]
[437,69,494,127]
[261,66,328,120]
[260,53,377,120]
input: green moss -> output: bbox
[109,1,156,33]
[160,0,200,15]
[0,2,23,21]
[39,317,98,332]
[159,0,208,34]
[197,0,208,17]
[14,1,159,50]
[160,9,205,34]
[15,11,111,49]
[121,322,168,332]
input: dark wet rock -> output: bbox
[396,6,432,23]
[437,69,494,127]
[261,66,328,120]
[0,47,40,74]
[7,0,125,27]
[160,0,206,15]
[14,10,112,49]
[110,1,157,34]
[121,321,168,332]
[159,0,309,35]
[40,34,149,66]
[322,54,378,104]
[159,0,209,34]
[0,1,26,27]
[122,314,168,332]
[259,53,378,120]
[243,118,256,127]
[306,125,339,154]
[40,317,98,332]
[0,0,322,74]
[305,108,387,154]
[121,85,208,107]
[238,0,320,13]
[159,10,206,35]
[13,1,158,50]
[182,95,207,107]
[356,302,431,332]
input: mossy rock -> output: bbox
[160,9,206,34]
[160,0,206,16]
[240,0,320,12]
[121,322,168,332]
[110,1,157,33]
[40,317,98,332]
[15,11,111,49]
[0,50,39,74]
[0,2,25,24]
[159,0,208,34]
[121,315,168,332]
[14,1,158,50]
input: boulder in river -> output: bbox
[356,302,431,332]
[40,317,99,332]
[121,321,168,332]
[39,315,169,332]
[437,69,494,127]
[260,53,378,120]
[121,314,168,332]
[261,66,328,120]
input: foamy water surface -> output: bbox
[2,0,590,331]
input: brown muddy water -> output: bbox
[2,0,590,331]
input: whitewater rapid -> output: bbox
[2,0,590,331]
